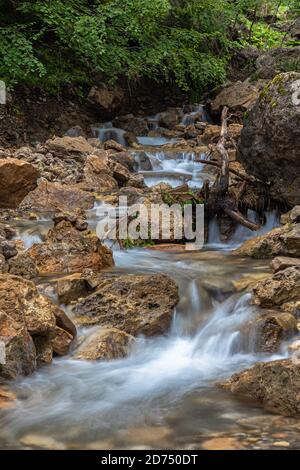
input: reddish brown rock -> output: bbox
[74,327,134,361]
[20,180,95,214]
[0,158,40,209]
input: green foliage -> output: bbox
[0,0,297,95]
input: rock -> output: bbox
[255,46,300,80]
[20,180,95,214]
[281,206,300,225]
[0,387,16,409]
[220,359,300,417]
[88,85,124,112]
[33,336,53,366]
[51,326,73,356]
[74,327,134,361]
[28,221,114,275]
[53,308,77,339]
[253,266,300,309]
[0,158,40,209]
[238,73,300,206]
[72,273,179,336]
[201,437,243,450]
[109,151,135,172]
[57,274,88,304]
[124,131,138,146]
[103,140,125,152]
[20,434,66,450]
[158,109,181,129]
[211,80,259,114]
[81,154,118,192]
[113,114,149,135]
[64,126,86,138]
[236,224,300,259]
[0,274,73,379]
[201,125,221,145]
[46,136,94,157]
[271,256,300,273]
[110,161,130,185]
[254,310,297,353]
[0,240,17,259]
[233,273,270,292]
[8,252,38,279]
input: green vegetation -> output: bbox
[0,0,298,95]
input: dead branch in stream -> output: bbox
[202,106,261,233]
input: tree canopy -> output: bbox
[0,0,298,94]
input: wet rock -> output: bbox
[20,180,95,214]
[124,131,138,146]
[254,310,297,353]
[220,359,300,417]
[236,224,300,259]
[281,206,300,225]
[53,308,77,339]
[253,266,300,309]
[88,85,124,112]
[74,327,134,361]
[57,273,88,304]
[0,387,16,409]
[72,273,179,336]
[0,158,40,209]
[271,256,300,273]
[238,73,300,206]
[28,222,114,275]
[110,161,130,185]
[51,326,73,356]
[211,81,259,114]
[233,273,270,292]
[46,136,94,157]
[158,109,181,129]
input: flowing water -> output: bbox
[1,119,298,451]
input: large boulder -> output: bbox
[236,224,300,259]
[28,220,114,275]
[74,327,134,361]
[20,180,95,214]
[238,73,300,206]
[0,158,40,209]
[0,274,75,379]
[211,80,260,114]
[220,359,300,417]
[72,273,179,336]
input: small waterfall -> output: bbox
[181,104,210,126]
[208,210,280,249]
[92,122,127,146]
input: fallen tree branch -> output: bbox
[224,208,260,231]
[196,158,256,185]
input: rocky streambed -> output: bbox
[0,72,299,450]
